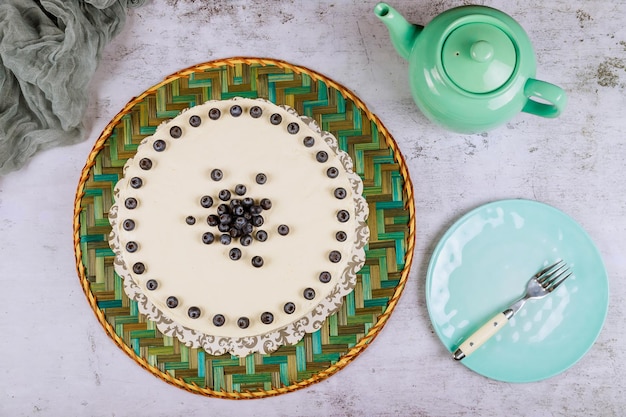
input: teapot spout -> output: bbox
[374,2,423,60]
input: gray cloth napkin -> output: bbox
[0,0,139,176]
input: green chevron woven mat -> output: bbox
[74,57,415,399]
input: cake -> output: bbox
[108,97,369,356]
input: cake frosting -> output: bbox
[108,97,369,356]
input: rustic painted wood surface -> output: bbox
[1,0,625,415]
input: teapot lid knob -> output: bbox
[470,40,494,63]
[441,23,517,94]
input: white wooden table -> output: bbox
[2,1,625,415]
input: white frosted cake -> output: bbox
[108,97,369,356]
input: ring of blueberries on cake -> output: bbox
[108,97,369,356]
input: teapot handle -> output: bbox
[522,78,567,118]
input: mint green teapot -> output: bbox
[374,3,567,133]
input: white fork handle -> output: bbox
[453,310,512,360]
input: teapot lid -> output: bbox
[441,22,516,93]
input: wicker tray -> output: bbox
[73,57,415,398]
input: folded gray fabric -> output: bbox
[0,0,137,176]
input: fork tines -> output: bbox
[536,260,572,291]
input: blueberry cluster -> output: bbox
[201,192,272,251]
[186,169,289,268]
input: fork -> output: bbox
[453,260,572,360]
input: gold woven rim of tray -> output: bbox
[73,57,415,399]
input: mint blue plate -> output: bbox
[426,199,608,382]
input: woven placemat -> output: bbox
[73,57,415,399]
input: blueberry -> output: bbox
[123,219,135,231]
[337,210,350,222]
[212,314,225,326]
[234,216,247,229]
[200,195,213,208]
[166,296,178,308]
[251,256,264,268]
[250,106,262,118]
[220,234,232,245]
[133,262,145,274]
[243,223,254,235]
[252,215,264,227]
[218,223,230,233]
[217,204,230,215]
[234,184,246,196]
[202,232,215,244]
[319,271,331,283]
[270,113,282,125]
[237,317,250,329]
[125,197,138,209]
[240,234,252,246]
[335,231,347,242]
[153,139,166,152]
[260,198,272,210]
[242,197,254,208]
[130,177,143,188]
[233,205,245,216]
[139,158,152,170]
[229,248,242,260]
[219,213,232,225]
[186,216,196,225]
[209,108,221,120]
[287,122,300,134]
[188,306,201,319]
[169,126,182,138]
[261,312,274,324]
[255,230,268,242]
[230,105,243,117]
[229,227,241,238]
[207,214,219,226]
[327,167,339,178]
[303,288,316,300]
[125,241,138,252]
[230,198,242,208]
[250,205,263,216]
[219,189,231,201]
[303,136,315,147]
[189,115,202,127]
[316,151,328,163]
[146,279,158,290]
[211,169,223,181]
[255,173,267,184]
[334,187,347,199]
[283,302,296,314]
[277,224,289,236]
[243,212,252,221]
[329,250,342,263]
